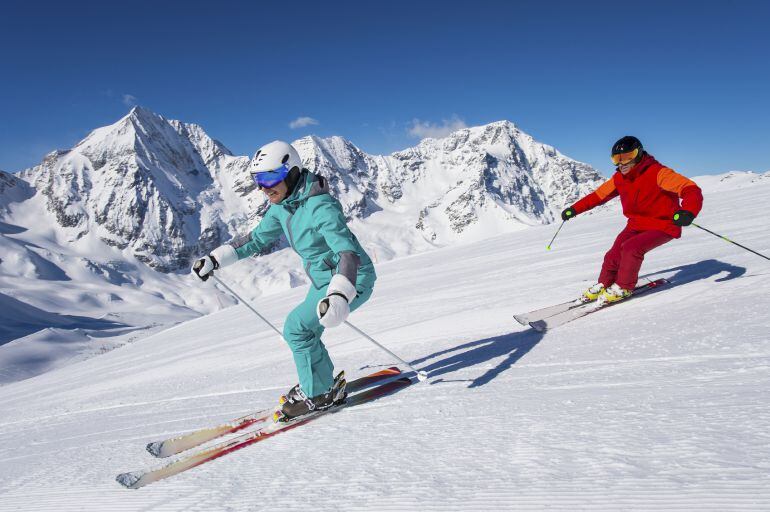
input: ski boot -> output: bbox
[273,371,347,423]
[576,283,605,304]
[595,283,631,307]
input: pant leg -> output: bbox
[283,285,331,398]
[282,279,375,398]
[615,230,674,289]
[598,227,639,287]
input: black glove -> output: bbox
[561,207,576,221]
[192,254,219,281]
[673,210,695,227]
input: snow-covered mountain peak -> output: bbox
[406,119,548,160]
[378,120,603,241]
[12,109,603,275]
[18,107,244,271]
[70,106,231,173]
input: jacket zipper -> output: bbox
[286,213,319,286]
[304,260,318,288]
[285,213,295,249]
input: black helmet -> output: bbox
[611,136,644,166]
[611,136,643,155]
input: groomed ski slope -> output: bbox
[0,173,769,511]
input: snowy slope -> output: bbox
[0,173,768,510]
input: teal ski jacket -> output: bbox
[230,170,375,290]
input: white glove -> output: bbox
[191,244,238,282]
[317,274,357,328]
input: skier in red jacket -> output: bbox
[561,136,703,306]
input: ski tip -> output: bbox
[146,441,163,458]
[513,315,528,326]
[116,471,143,489]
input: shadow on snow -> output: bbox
[0,292,127,346]
[410,329,544,389]
[407,259,745,389]
[642,258,746,286]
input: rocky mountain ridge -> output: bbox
[13,108,603,272]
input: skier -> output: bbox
[191,141,376,421]
[561,136,703,306]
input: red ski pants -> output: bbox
[598,227,674,290]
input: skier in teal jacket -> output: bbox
[192,141,376,421]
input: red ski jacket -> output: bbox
[572,153,703,238]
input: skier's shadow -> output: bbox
[409,259,746,389]
[410,329,544,388]
[641,258,746,287]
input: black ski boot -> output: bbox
[273,371,347,423]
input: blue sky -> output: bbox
[1,0,768,177]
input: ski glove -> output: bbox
[672,210,695,227]
[317,274,357,328]
[561,207,576,221]
[192,245,238,282]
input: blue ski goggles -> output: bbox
[251,164,290,189]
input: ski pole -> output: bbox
[214,276,429,381]
[546,220,566,250]
[344,321,428,382]
[692,223,770,262]
[212,275,282,336]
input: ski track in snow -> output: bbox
[0,178,769,510]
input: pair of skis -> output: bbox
[514,278,669,332]
[117,366,411,489]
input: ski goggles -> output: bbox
[251,164,290,189]
[611,148,640,166]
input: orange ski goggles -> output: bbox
[611,148,640,166]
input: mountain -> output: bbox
[20,107,248,272]
[375,121,602,242]
[18,109,604,273]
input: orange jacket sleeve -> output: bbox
[657,167,703,216]
[572,178,618,214]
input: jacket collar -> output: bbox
[279,169,329,210]
[616,153,658,181]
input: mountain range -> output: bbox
[17,107,603,271]
[0,107,606,382]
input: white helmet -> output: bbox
[249,140,302,174]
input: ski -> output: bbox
[514,300,579,326]
[529,278,669,332]
[146,366,402,458]
[117,376,413,489]
[514,280,670,325]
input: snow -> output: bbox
[0,174,768,510]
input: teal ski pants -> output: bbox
[282,281,374,398]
